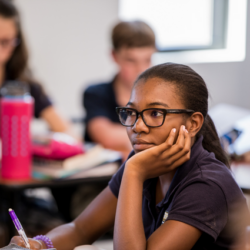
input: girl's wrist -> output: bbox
[33,235,53,249]
[125,162,145,182]
[39,240,47,249]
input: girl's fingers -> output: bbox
[175,125,185,147]
[158,128,176,153]
[175,125,184,143]
[171,131,191,167]
[166,127,177,146]
[170,152,190,170]
[162,129,191,166]
[184,128,191,152]
[164,145,190,166]
[164,125,185,157]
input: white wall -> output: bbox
[188,1,250,110]
[14,0,250,122]
[15,0,119,119]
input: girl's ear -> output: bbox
[186,112,204,137]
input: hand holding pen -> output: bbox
[9,208,30,249]
[9,208,48,250]
[9,208,53,250]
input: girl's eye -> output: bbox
[121,109,136,116]
[150,110,164,117]
[126,109,136,116]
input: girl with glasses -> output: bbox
[12,63,249,250]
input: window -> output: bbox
[119,0,228,52]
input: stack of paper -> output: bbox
[32,145,122,179]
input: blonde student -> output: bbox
[83,21,156,160]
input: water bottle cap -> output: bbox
[1,81,30,97]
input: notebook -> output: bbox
[0,243,56,250]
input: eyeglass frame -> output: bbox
[116,107,195,128]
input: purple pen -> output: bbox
[9,208,30,249]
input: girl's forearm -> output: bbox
[114,164,146,250]
[46,222,89,250]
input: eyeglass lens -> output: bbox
[119,108,164,127]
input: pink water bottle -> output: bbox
[0,81,34,179]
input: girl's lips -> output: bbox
[133,143,155,151]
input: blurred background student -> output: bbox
[59,20,157,223]
[0,0,72,134]
[0,0,77,232]
[83,20,156,160]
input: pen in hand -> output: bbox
[9,208,30,249]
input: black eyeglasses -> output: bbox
[116,107,195,127]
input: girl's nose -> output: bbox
[132,115,149,134]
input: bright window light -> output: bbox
[119,0,214,50]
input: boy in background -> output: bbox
[83,20,156,159]
[64,21,156,222]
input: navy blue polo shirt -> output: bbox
[109,136,250,249]
[83,78,119,142]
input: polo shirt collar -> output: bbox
[143,135,205,206]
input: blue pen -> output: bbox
[9,208,30,249]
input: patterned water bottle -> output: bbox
[0,81,34,179]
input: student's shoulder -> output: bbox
[194,150,244,201]
[84,81,113,96]
[27,82,51,101]
[197,151,232,183]
[28,81,45,93]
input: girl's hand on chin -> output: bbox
[125,125,191,182]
